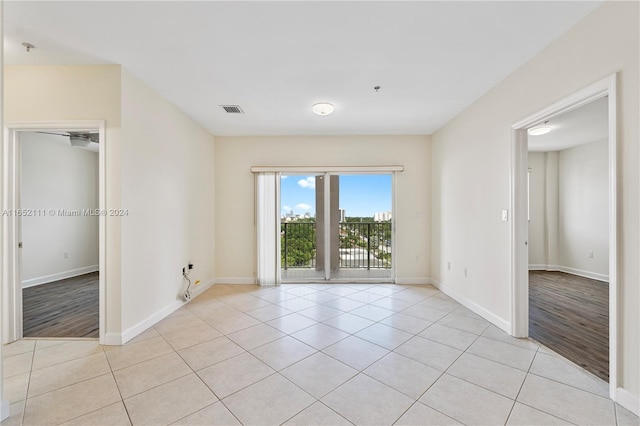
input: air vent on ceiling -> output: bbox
[220,105,244,114]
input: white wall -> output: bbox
[120,69,216,340]
[546,152,560,268]
[4,65,217,344]
[529,141,609,281]
[528,152,546,266]
[431,1,638,401]
[559,141,609,278]
[20,132,98,287]
[4,64,123,336]
[215,136,430,284]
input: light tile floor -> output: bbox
[2,283,638,426]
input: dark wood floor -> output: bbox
[23,272,99,338]
[529,270,608,381]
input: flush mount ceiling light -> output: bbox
[528,121,552,136]
[312,102,334,116]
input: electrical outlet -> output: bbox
[447,262,451,271]
[464,267,468,278]
[63,252,69,259]
[415,255,419,263]
[588,251,594,258]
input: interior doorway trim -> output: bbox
[510,74,617,398]
[2,121,107,344]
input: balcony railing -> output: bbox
[281,221,392,270]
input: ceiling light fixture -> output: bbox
[528,121,552,136]
[312,102,334,116]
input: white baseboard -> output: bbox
[0,399,9,422]
[529,264,552,271]
[120,300,184,345]
[558,266,608,282]
[22,265,99,288]
[217,277,434,285]
[431,279,511,334]
[616,387,640,416]
[528,264,608,282]
[103,279,215,346]
[191,278,216,298]
[395,277,432,285]
[215,277,257,285]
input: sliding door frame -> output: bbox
[251,166,403,284]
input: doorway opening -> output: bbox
[511,74,617,397]
[2,121,106,344]
[279,173,393,283]
[20,130,99,338]
[527,97,609,381]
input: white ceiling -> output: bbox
[4,1,603,136]
[528,96,608,152]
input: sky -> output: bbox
[281,174,392,218]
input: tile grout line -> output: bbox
[86,345,133,426]
[403,325,490,425]
[182,363,245,426]
[503,344,539,425]
[246,288,427,423]
[327,292,462,425]
[104,335,175,373]
[505,347,588,426]
[458,340,537,374]
[525,370,612,399]
[183,298,326,422]
[15,345,37,425]
[241,285,458,423]
[18,345,109,396]
[9,283,621,426]
[109,332,197,409]
[265,371,324,425]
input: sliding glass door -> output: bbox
[280,174,325,281]
[330,174,393,281]
[279,172,393,283]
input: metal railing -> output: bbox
[281,221,391,270]
[281,222,317,269]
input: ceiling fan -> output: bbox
[36,131,99,147]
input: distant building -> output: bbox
[339,209,346,222]
[374,211,392,221]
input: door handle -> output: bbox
[18,242,22,248]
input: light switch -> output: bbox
[501,210,508,221]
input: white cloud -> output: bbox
[282,205,292,212]
[297,176,316,189]
[296,203,311,211]
[281,175,288,179]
